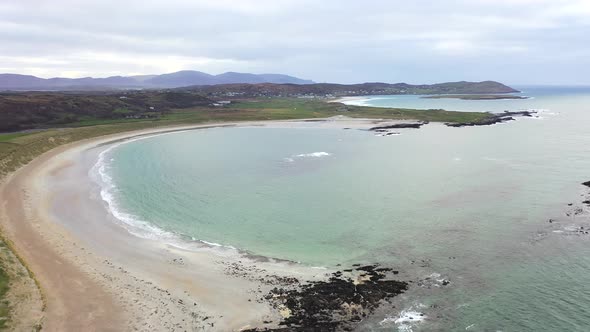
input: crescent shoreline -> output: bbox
[0,117,407,331]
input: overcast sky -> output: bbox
[1,0,589,84]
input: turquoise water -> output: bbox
[343,86,590,113]
[97,86,590,331]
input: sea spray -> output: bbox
[283,151,333,162]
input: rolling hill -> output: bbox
[0,71,315,90]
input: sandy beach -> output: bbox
[329,96,374,106]
[0,117,406,331]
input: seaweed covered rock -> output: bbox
[446,110,537,128]
[369,121,428,130]
[248,264,408,331]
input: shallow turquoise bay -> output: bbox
[101,86,590,331]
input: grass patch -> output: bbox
[0,266,10,328]
[0,133,32,143]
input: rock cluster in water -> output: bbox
[369,122,428,136]
[543,181,590,238]
[369,121,428,131]
[581,181,590,206]
[245,264,408,331]
[446,110,537,127]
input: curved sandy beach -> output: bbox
[0,118,401,331]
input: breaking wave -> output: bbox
[284,152,333,162]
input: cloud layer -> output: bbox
[1,0,589,84]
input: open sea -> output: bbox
[93,86,590,331]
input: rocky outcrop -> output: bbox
[500,110,535,117]
[247,264,407,331]
[446,116,514,127]
[369,121,428,131]
[446,111,537,128]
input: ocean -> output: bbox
[92,86,590,331]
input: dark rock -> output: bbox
[356,265,379,272]
[251,264,407,331]
[369,121,428,131]
[501,110,535,117]
[446,116,513,127]
[446,110,537,128]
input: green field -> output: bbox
[0,265,9,329]
[161,99,492,124]
[0,133,33,143]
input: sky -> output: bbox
[0,0,589,84]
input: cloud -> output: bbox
[0,0,588,84]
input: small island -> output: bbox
[422,94,529,100]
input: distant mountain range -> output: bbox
[0,71,315,90]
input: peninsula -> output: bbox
[422,94,528,100]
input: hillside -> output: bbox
[0,71,315,90]
[0,91,213,131]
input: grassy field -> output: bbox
[0,97,493,329]
[0,98,493,134]
[162,99,492,124]
[0,263,9,329]
[0,133,33,143]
